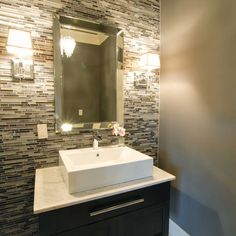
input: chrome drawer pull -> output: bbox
[90,198,144,217]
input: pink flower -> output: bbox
[112,127,119,136]
[111,123,126,137]
[118,127,126,137]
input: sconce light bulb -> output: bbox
[61,123,72,132]
[60,36,76,58]
[139,53,160,70]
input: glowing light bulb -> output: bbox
[60,36,76,58]
[61,123,72,132]
[6,29,33,57]
[139,53,160,70]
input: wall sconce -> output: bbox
[6,28,34,80]
[134,53,160,89]
[139,53,160,70]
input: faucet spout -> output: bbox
[93,131,102,149]
[93,139,99,149]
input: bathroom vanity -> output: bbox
[34,166,175,236]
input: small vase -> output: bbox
[118,136,125,146]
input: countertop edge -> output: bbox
[34,166,175,214]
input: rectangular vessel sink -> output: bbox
[59,146,153,194]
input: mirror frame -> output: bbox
[53,14,124,133]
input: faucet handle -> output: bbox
[93,131,102,141]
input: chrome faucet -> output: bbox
[93,132,102,149]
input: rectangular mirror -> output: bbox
[53,15,124,132]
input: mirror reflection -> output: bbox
[53,15,124,132]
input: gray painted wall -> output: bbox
[160,0,236,235]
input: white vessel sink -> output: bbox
[59,146,153,194]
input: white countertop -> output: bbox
[34,166,175,214]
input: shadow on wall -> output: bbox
[159,151,224,236]
[170,187,224,236]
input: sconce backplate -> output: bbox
[11,58,34,80]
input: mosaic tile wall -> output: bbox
[0,0,160,235]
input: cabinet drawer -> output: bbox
[57,204,168,236]
[39,182,170,236]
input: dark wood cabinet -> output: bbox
[57,218,116,236]
[116,204,168,236]
[39,182,170,236]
